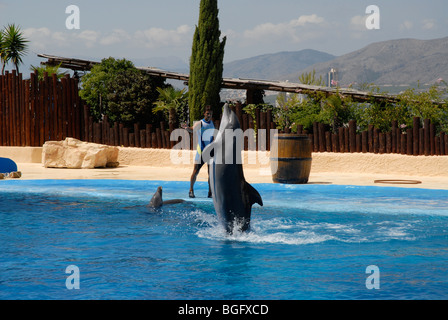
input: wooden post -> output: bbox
[386,132,392,154]
[235,103,243,128]
[109,126,114,146]
[242,114,248,132]
[325,131,332,152]
[255,108,260,135]
[406,129,413,155]
[361,131,368,153]
[118,123,124,146]
[313,122,319,152]
[129,133,135,147]
[133,123,140,148]
[140,130,146,148]
[11,71,17,146]
[379,133,385,154]
[348,120,356,153]
[156,127,162,148]
[413,117,420,156]
[338,127,345,153]
[164,131,170,149]
[430,122,436,155]
[440,132,445,155]
[332,133,339,152]
[391,121,398,153]
[356,134,361,153]
[424,119,430,156]
[146,124,152,148]
[344,127,349,153]
[113,122,119,146]
[373,128,379,154]
[445,135,448,156]
[368,125,374,153]
[419,128,424,155]
[123,127,129,147]
[400,133,406,155]
[318,123,326,152]
[103,116,109,145]
[435,136,440,156]
[152,132,157,149]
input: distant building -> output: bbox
[328,68,338,87]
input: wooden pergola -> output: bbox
[38,53,402,104]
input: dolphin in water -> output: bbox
[148,186,185,209]
[203,104,263,233]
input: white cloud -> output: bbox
[291,14,325,27]
[400,20,413,30]
[422,19,436,30]
[100,29,131,46]
[77,30,100,47]
[350,15,366,31]
[134,25,192,48]
[243,14,326,43]
[23,27,53,50]
[22,24,194,55]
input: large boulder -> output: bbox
[42,138,119,169]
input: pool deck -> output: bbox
[1,147,448,190]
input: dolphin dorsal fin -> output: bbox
[245,181,263,207]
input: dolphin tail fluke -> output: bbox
[245,181,263,207]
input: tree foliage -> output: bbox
[30,63,68,81]
[273,72,448,135]
[0,24,29,74]
[153,86,188,127]
[79,57,167,127]
[189,0,226,123]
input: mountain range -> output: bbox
[224,36,448,89]
[296,36,448,87]
[223,49,336,81]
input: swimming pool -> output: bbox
[1,179,447,300]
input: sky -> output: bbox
[0,0,447,72]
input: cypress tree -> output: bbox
[189,0,226,123]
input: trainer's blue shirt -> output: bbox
[195,119,215,162]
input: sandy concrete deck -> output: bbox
[1,146,446,190]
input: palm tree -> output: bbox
[153,86,187,127]
[31,63,68,81]
[0,29,7,75]
[1,24,29,74]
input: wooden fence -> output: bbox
[1,71,447,156]
[0,71,84,146]
[305,118,448,156]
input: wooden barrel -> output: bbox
[270,134,312,184]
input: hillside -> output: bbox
[223,49,336,80]
[286,37,448,87]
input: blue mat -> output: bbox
[0,157,18,174]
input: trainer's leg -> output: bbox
[189,163,203,198]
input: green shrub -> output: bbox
[79,57,167,127]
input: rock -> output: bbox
[42,138,119,169]
[8,171,22,178]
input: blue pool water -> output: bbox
[0,179,447,300]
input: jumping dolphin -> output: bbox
[203,104,263,233]
[148,186,185,209]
